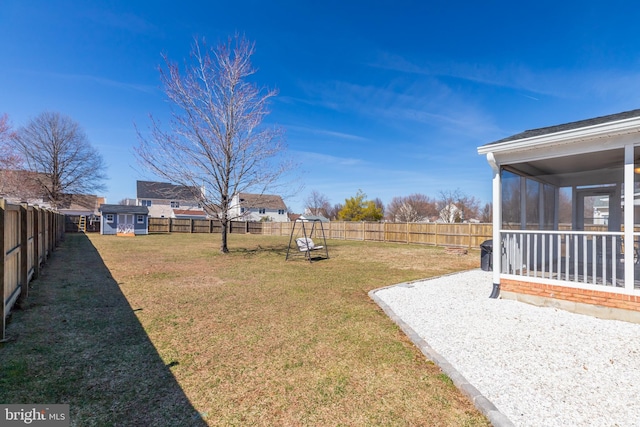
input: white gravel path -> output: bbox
[372,269,640,427]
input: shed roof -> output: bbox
[99,204,149,215]
[485,108,640,146]
[137,180,199,200]
[237,193,286,210]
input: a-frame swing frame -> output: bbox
[285,218,329,262]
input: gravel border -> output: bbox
[370,269,640,427]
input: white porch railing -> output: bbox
[500,230,639,288]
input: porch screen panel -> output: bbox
[501,170,521,229]
[543,184,556,230]
[526,179,540,230]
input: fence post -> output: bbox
[1,199,6,342]
[209,219,213,234]
[46,210,51,255]
[468,223,472,248]
[33,206,40,280]
[19,204,28,302]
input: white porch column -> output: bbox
[488,153,501,288]
[624,144,634,290]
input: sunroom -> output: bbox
[478,109,640,322]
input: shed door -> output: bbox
[117,214,134,234]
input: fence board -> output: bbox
[1,199,64,341]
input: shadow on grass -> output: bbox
[0,233,207,426]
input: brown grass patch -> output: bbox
[1,232,488,426]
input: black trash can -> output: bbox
[480,239,493,271]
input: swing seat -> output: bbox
[295,237,323,252]
[285,218,329,262]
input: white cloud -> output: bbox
[43,71,157,94]
[285,125,368,141]
[292,150,365,167]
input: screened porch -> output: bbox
[498,147,640,293]
[478,109,640,304]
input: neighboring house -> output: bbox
[57,194,104,216]
[99,204,149,236]
[58,193,105,232]
[0,169,50,206]
[229,193,288,222]
[136,180,205,219]
[0,169,105,217]
[477,108,640,322]
[173,209,207,219]
[438,203,463,223]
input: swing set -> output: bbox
[285,217,329,262]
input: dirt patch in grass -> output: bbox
[2,232,489,426]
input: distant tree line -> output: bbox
[304,188,492,223]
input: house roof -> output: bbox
[237,193,286,210]
[484,108,640,146]
[477,108,640,189]
[0,169,49,200]
[99,204,149,215]
[137,180,200,200]
[57,193,100,212]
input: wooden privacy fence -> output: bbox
[265,221,493,248]
[148,217,263,234]
[147,217,492,247]
[1,199,65,341]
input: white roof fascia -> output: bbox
[477,116,640,156]
[493,132,639,167]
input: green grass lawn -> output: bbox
[0,232,489,426]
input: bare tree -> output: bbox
[373,197,385,218]
[328,203,342,220]
[11,112,107,207]
[0,114,31,200]
[0,114,21,171]
[386,193,437,222]
[458,194,481,220]
[437,189,480,223]
[135,36,291,253]
[480,202,492,223]
[304,190,331,217]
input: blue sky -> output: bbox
[2,1,640,213]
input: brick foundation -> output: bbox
[501,279,640,312]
